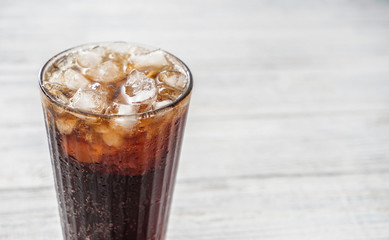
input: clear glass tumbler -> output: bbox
[39,42,192,240]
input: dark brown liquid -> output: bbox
[45,109,188,240]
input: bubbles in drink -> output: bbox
[89,82,102,90]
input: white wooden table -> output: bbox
[1,0,389,239]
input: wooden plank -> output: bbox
[170,173,389,240]
[0,187,61,240]
[1,173,389,240]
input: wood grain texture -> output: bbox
[1,0,389,239]
[1,174,389,240]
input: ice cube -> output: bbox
[106,42,139,55]
[102,131,123,148]
[86,60,125,83]
[111,116,137,130]
[109,103,138,130]
[43,82,72,104]
[63,69,91,90]
[113,117,137,130]
[128,45,151,56]
[90,46,108,56]
[121,70,157,105]
[54,54,74,70]
[69,88,107,114]
[49,69,90,91]
[153,99,173,110]
[77,50,103,68]
[55,117,78,135]
[105,102,138,130]
[129,50,169,71]
[156,83,183,101]
[45,69,62,83]
[157,70,187,91]
[94,124,110,134]
[117,104,137,115]
[166,54,186,72]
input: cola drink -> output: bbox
[39,42,192,240]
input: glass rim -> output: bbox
[39,41,193,118]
